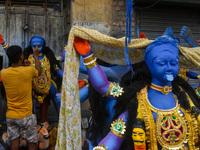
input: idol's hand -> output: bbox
[73,37,91,57]
[180,26,192,43]
[0,34,5,45]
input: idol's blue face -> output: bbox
[31,41,43,52]
[147,44,179,86]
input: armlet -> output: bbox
[53,64,59,70]
[110,118,126,139]
[56,56,61,61]
[102,82,124,97]
[194,87,200,98]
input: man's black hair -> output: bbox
[7,45,23,64]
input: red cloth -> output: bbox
[139,32,147,39]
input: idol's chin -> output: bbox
[134,142,144,147]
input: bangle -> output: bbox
[2,43,8,49]
[85,61,97,69]
[83,57,97,65]
[83,54,96,64]
[197,75,200,79]
[83,54,95,63]
[93,145,107,150]
[83,54,97,69]
[83,79,89,87]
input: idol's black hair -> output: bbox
[86,58,120,146]
[86,80,109,146]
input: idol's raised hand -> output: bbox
[73,37,91,57]
[0,34,5,45]
[180,26,196,47]
[0,34,9,52]
[73,37,117,98]
[180,26,191,41]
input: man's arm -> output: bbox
[33,47,41,76]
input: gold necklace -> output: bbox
[38,53,43,56]
[150,83,172,95]
[146,93,178,114]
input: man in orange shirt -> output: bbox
[1,45,41,150]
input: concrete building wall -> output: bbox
[71,0,112,35]
[71,0,137,38]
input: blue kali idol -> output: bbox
[73,36,200,150]
[23,35,63,125]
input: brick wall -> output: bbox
[111,0,136,38]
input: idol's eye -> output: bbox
[170,60,178,66]
[32,45,37,48]
[139,133,143,137]
[37,45,42,48]
[133,134,137,137]
[156,61,166,66]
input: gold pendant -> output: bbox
[156,110,188,149]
